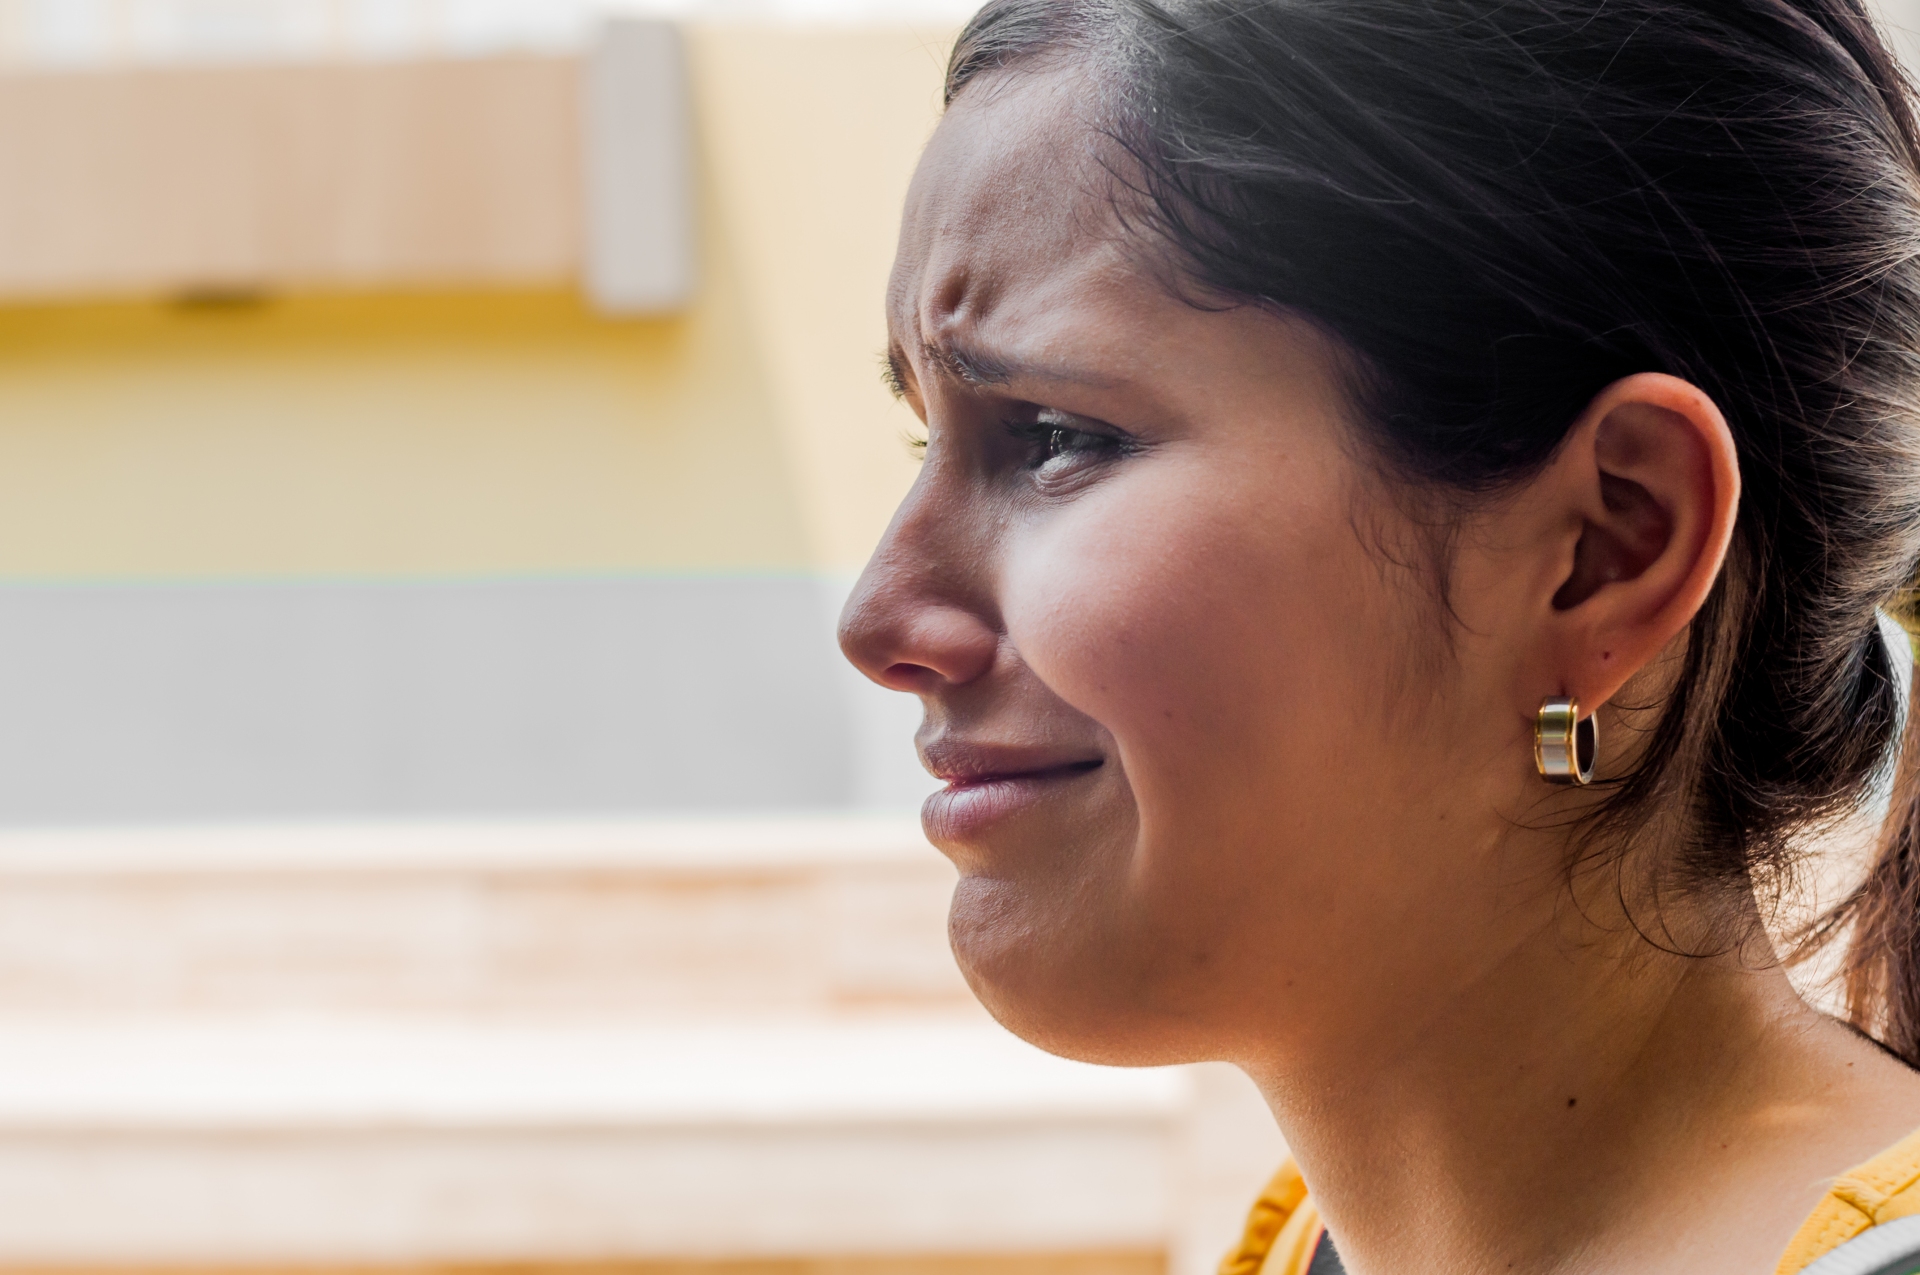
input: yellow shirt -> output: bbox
[1222,1125,1920,1275]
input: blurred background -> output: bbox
[1,1,1915,1272]
[0,3,1292,1273]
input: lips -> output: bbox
[921,736,1104,785]
[919,740,1104,843]
[935,759,1103,788]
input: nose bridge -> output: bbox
[838,451,1000,692]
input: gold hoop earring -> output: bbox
[1535,697,1597,786]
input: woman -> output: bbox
[837,1,1920,1271]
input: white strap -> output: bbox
[1799,1216,1920,1275]
[1866,608,1914,824]
[1879,607,1913,727]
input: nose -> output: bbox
[838,477,999,695]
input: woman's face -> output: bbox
[840,68,1550,1069]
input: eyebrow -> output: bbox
[925,337,1016,387]
[882,335,1111,400]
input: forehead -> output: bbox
[889,66,1156,369]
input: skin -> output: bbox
[837,64,1920,1275]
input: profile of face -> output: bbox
[838,66,1736,1073]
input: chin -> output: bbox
[947,874,1203,1069]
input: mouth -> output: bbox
[919,742,1106,844]
[935,758,1104,789]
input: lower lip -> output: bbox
[921,766,1097,844]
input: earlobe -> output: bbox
[1545,373,1740,711]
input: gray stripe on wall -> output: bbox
[0,576,864,823]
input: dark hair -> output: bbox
[946,0,1920,1064]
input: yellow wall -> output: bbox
[693,27,950,572]
[0,25,947,580]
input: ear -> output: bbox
[1527,373,1741,714]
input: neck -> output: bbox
[1238,873,1851,1275]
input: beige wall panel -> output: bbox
[0,58,581,297]
[689,27,948,572]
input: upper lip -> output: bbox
[920,739,1105,787]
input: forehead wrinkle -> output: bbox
[916,290,1127,392]
[895,247,1130,395]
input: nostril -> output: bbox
[884,661,932,686]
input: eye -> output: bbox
[1008,410,1132,472]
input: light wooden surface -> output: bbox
[0,58,581,297]
[0,820,1282,1274]
[0,1258,1164,1275]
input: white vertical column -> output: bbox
[1872,0,1920,75]
[1168,1064,1290,1275]
[583,18,696,315]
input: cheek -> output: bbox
[999,450,1403,883]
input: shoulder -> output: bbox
[1777,1125,1920,1275]
[1221,1161,1324,1275]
